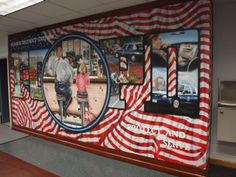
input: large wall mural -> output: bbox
[9,0,212,174]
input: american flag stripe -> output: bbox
[159,147,205,161]
[158,151,207,168]
[11,0,211,169]
[125,113,208,144]
[118,122,207,152]
[18,101,32,128]
[104,131,155,158]
[12,100,27,126]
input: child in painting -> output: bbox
[76,62,90,111]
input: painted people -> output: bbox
[54,45,74,117]
[45,46,63,76]
[144,33,170,64]
[76,62,90,112]
[111,71,120,95]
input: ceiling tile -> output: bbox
[0,16,31,27]
[80,4,114,16]
[71,0,155,17]
[34,17,62,27]
[26,1,73,18]
[0,24,14,31]
[7,9,52,24]
[49,0,103,12]
[1,0,156,34]
[55,12,85,23]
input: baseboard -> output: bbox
[210,158,236,169]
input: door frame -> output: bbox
[0,58,11,126]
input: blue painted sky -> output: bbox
[160,29,198,44]
[29,49,48,57]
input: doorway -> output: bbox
[0,58,10,123]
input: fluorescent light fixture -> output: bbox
[0,0,44,16]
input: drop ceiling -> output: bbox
[0,0,155,34]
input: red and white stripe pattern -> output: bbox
[120,57,128,71]
[10,0,212,169]
[10,69,15,94]
[167,48,177,97]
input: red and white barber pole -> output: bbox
[120,57,128,71]
[168,48,177,97]
[119,57,129,83]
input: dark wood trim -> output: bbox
[12,125,208,177]
[8,0,193,39]
[210,158,236,169]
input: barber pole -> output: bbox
[168,48,177,97]
[120,57,128,71]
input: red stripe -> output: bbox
[135,110,208,130]
[108,129,154,155]
[127,113,208,141]
[160,148,205,161]
[126,6,211,28]
[168,70,176,79]
[42,118,54,132]
[116,125,157,152]
[168,77,176,88]
[168,57,176,69]
[200,68,211,75]
[45,121,58,133]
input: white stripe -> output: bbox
[200,93,210,99]
[125,115,208,139]
[200,72,210,80]
[200,63,210,70]
[200,45,210,51]
[199,102,210,109]
[168,72,177,82]
[79,137,100,143]
[200,81,210,89]
[130,111,209,130]
[106,132,154,158]
[114,127,157,151]
[159,151,207,167]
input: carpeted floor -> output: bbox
[0,124,28,145]
[0,124,235,177]
[0,151,59,177]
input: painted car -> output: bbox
[115,42,143,62]
[110,44,121,54]
[152,83,198,109]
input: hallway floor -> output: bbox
[0,125,235,177]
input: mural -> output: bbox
[42,34,110,132]
[9,0,212,172]
[29,49,47,100]
[144,29,200,117]
[11,51,29,97]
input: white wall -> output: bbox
[210,0,236,163]
[0,31,8,59]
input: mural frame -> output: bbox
[8,1,212,177]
